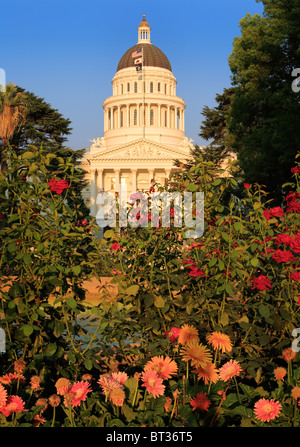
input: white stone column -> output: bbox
[148,169,154,186]
[137,104,140,127]
[90,168,97,216]
[147,104,151,126]
[110,107,113,130]
[114,169,121,193]
[179,109,182,131]
[131,169,137,194]
[97,168,103,191]
[158,104,161,127]
[118,106,121,128]
[127,105,130,127]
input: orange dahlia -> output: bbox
[282,347,296,362]
[254,398,281,422]
[291,386,300,400]
[109,388,125,406]
[55,377,71,395]
[274,367,287,381]
[178,324,200,346]
[190,392,211,411]
[0,384,7,408]
[206,331,232,353]
[219,360,242,382]
[180,340,212,368]
[193,361,219,384]
[144,355,178,380]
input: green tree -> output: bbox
[198,87,236,166]
[228,1,300,202]
[0,83,27,171]
[0,85,89,214]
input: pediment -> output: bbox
[85,138,190,161]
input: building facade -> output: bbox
[81,15,194,216]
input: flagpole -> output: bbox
[142,46,145,139]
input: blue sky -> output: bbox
[0,0,264,150]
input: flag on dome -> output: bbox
[134,58,142,65]
[132,49,142,58]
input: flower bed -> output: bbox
[0,147,300,427]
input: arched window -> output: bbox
[158,82,160,92]
[150,82,153,93]
[134,82,137,93]
[150,109,154,125]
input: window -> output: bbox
[120,111,123,127]
[158,82,160,92]
[134,82,137,93]
[150,109,154,126]
[164,84,167,94]
[111,177,116,191]
[150,82,153,93]
[134,109,137,125]
[164,110,167,127]
[127,83,130,92]
[121,84,123,94]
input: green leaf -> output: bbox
[259,304,270,319]
[208,257,217,267]
[233,221,242,231]
[219,312,229,327]
[72,265,81,275]
[187,182,197,192]
[154,296,165,308]
[44,343,57,356]
[250,257,259,267]
[68,351,76,363]
[221,232,229,242]
[84,358,93,370]
[125,285,139,295]
[65,297,77,309]
[22,151,35,160]
[23,253,32,265]
[7,242,16,253]
[22,324,34,336]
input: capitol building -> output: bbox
[81,15,195,216]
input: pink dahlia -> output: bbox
[141,370,165,398]
[254,398,281,422]
[0,395,25,417]
[219,360,242,382]
[64,381,91,408]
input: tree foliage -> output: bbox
[227,1,300,201]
